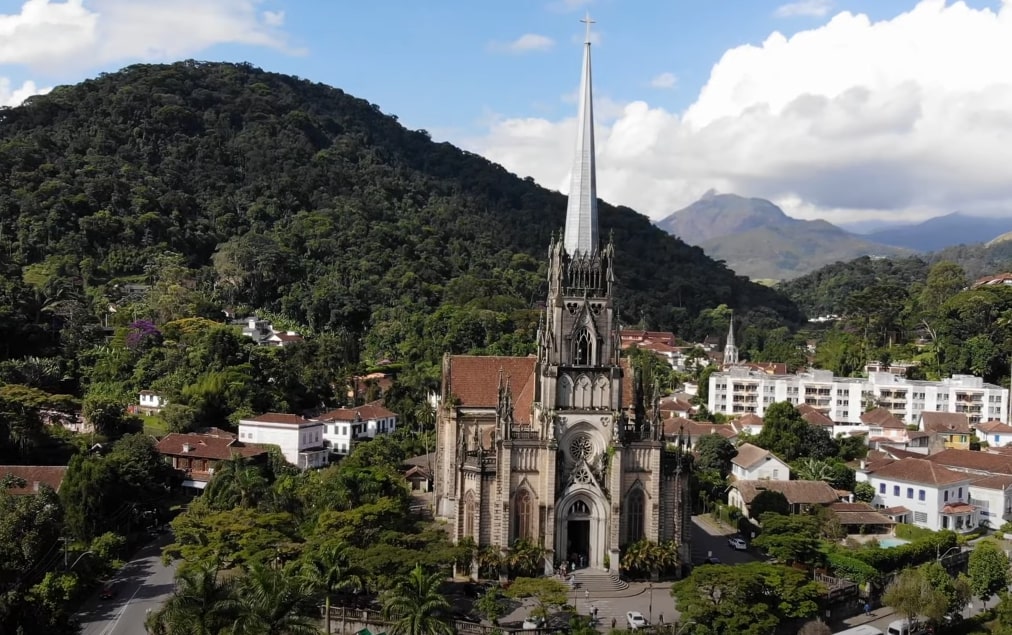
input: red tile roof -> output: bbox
[155,432,267,461]
[731,479,839,505]
[737,413,764,427]
[319,400,397,422]
[242,413,316,426]
[731,443,776,469]
[976,421,1012,434]
[971,474,1012,490]
[941,503,974,514]
[925,448,1012,475]
[445,355,537,423]
[861,407,906,429]
[797,404,834,427]
[921,411,971,434]
[0,465,68,495]
[662,418,736,439]
[865,457,974,485]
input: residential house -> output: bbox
[237,316,304,348]
[658,395,695,420]
[619,330,677,348]
[402,453,435,492]
[861,407,909,442]
[237,413,329,469]
[827,501,897,534]
[730,413,764,436]
[138,390,167,415]
[318,400,399,455]
[797,403,834,429]
[155,430,268,489]
[923,448,1012,477]
[730,443,790,481]
[660,417,737,449]
[975,421,1012,448]
[728,479,839,519]
[857,457,978,532]
[968,474,1012,528]
[0,465,68,495]
[920,412,972,450]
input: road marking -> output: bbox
[103,580,145,635]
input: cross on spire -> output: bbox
[581,12,595,45]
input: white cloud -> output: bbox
[0,0,297,74]
[0,77,50,106]
[467,1,1012,224]
[775,0,834,18]
[649,72,677,90]
[488,33,555,54]
[262,10,284,27]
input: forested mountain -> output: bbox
[656,193,908,280]
[864,212,1012,252]
[778,257,930,318]
[0,61,799,365]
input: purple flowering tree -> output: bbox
[126,319,162,350]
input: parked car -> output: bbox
[522,617,544,630]
[99,583,119,600]
[626,611,648,630]
[703,556,721,564]
[728,537,748,550]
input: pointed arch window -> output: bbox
[626,489,645,543]
[515,490,534,540]
[463,492,476,539]
[557,375,574,409]
[574,328,593,365]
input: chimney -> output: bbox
[859,459,866,470]
[182,443,193,453]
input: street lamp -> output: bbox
[937,546,961,562]
[677,620,697,634]
[648,583,654,622]
[69,551,95,570]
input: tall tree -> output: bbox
[302,541,362,635]
[968,540,1010,608]
[754,402,809,461]
[882,567,947,628]
[695,434,737,477]
[149,564,235,635]
[380,564,454,635]
[227,562,319,635]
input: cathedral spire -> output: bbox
[563,13,599,257]
[723,314,739,365]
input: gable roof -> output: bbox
[0,465,68,495]
[920,411,970,434]
[737,413,764,427]
[864,457,974,486]
[731,443,777,470]
[861,407,906,429]
[731,479,839,505]
[241,413,318,426]
[319,400,397,422]
[155,432,267,461]
[976,421,1012,435]
[924,448,1012,476]
[662,418,736,440]
[828,501,897,525]
[444,355,537,423]
[797,404,834,427]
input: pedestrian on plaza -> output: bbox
[864,602,872,617]
[659,613,663,624]
[611,617,617,629]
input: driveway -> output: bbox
[77,533,177,635]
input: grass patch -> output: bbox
[141,414,169,437]
[894,524,936,541]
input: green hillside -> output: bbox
[0,61,800,370]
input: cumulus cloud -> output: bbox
[0,77,50,106]
[488,33,555,54]
[650,72,677,89]
[262,10,284,27]
[0,0,297,73]
[467,0,1012,223]
[775,0,833,18]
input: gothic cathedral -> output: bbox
[433,23,691,576]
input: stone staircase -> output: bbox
[570,569,629,594]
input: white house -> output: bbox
[138,390,166,415]
[857,457,977,532]
[975,421,1012,448]
[318,400,399,455]
[969,474,1012,528]
[730,443,790,481]
[237,413,329,469]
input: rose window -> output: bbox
[570,435,593,462]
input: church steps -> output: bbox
[570,570,629,593]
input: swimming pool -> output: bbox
[878,537,910,548]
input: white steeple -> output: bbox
[563,13,599,257]
[723,315,739,366]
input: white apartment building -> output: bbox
[709,368,1008,426]
[317,400,399,455]
[857,458,978,532]
[237,413,329,469]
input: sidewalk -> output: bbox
[693,513,736,536]
[831,605,899,632]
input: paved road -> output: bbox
[690,515,757,565]
[77,533,177,635]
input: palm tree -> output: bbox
[228,561,320,635]
[381,564,454,635]
[302,541,362,634]
[203,455,268,510]
[148,563,235,635]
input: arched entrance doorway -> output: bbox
[556,492,607,570]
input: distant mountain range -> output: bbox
[656,193,1012,280]
[655,193,908,280]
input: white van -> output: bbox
[834,625,885,635]
[886,619,927,635]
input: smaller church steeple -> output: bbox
[723,314,739,366]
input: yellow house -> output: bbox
[920,411,972,450]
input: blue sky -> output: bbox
[1,0,1011,224]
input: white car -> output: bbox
[626,611,648,630]
[728,537,748,550]
[522,617,544,630]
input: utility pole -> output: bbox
[60,537,69,569]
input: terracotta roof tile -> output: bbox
[861,407,906,429]
[732,479,839,505]
[942,503,974,514]
[155,432,267,461]
[829,502,897,525]
[925,448,1012,475]
[319,400,397,422]
[797,404,834,427]
[921,411,971,434]
[445,355,537,423]
[242,413,317,426]
[0,465,68,495]
[971,474,1012,490]
[865,457,974,485]
[662,418,736,439]
[976,421,1012,434]
[737,413,764,427]
[730,443,773,469]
